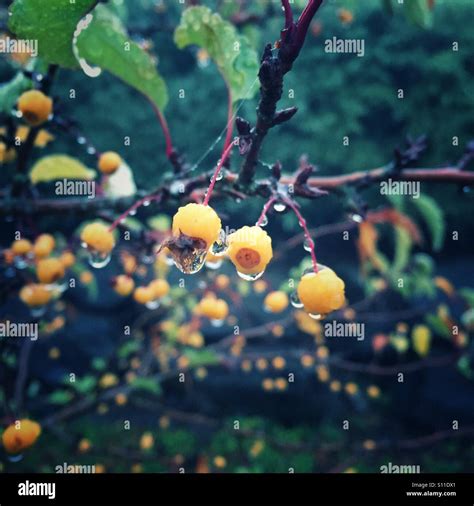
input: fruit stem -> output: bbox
[108,194,160,232]
[222,79,234,155]
[148,99,174,158]
[283,197,319,273]
[203,138,238,206]
[256,196,277,226]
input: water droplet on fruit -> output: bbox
[210,318,224,328]
[309,312,323,320]
[206,258,223,270]
[290,292,303,309]
[273,202,286,213]
[88,250,111,269]
[13,256,28,269]
[172,248,207,274]
[145,300,161,310]
[237,270,264,282]
[31,305,47,318]
[211,230,228,256]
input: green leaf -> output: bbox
[75,5,168,110]
[130,377,162,396]
[48,389,74,405]
[392,225,412,273]
[174,6,259,103]
[403,0,433,29]
[183,349,220,368]
[148,214,171,232]
[0,73,32,114]
[118,340,141,359]
[9,0,98,68]
[411,194,445,251]
[30,155,96,184]
[68,375,97,394]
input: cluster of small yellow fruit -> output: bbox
[5,234,75,310]
[80,202,346,318]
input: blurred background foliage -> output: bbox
[1,0,474,473]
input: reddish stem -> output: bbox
[203,138,238,206]
[283,197,318,273]
[108,194,160,232]
[256,196,277,226]
[221,80,234,155]
[148,98,174,158]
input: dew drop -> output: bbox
[129,209,137,216]
[172,248,207,274]
[237,270,265,282]
[86,146,96,155]
[309,313,323,320]
[88,250,111,269]
[206,258,223,270]
[77,136,86,145]
[211,230,229,256]
[197,280,207,289]
[31,305,47,318]
[142,199,151,207]
[258,215,269,227]
[13,256,28,269]
[303,238,314,252]
[215,170,224,181]
[8,453,23,463]
[210,319,224,328]
[145,300,161,310]
[290,292,304,309]
[273,202,287,213]
[350,213,363,223]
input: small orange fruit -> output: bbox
[36,258,65,284]
[227,226,272,277]
[17,90,53,126]
[297,267,345,316]
[1,419,41,454]
[264,291,289,313]
[98,151,122,175]
[19,284,51,307]
[81,222,115,254]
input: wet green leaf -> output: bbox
[75,5,168,110]
[174,6,259,102]
[9,0,97,68]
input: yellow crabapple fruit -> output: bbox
[36,258,65,284]
[19,284,51,307]
[264,291,289,313]
[11,239,32,256]
[149,279,170,299]
[196,294,229,321]
[33,234,55,258]
[113,275,135,297]
[297,267,345,316]
[1,419,41,454]
[81,222,115,254]
[227,226,272,278]
[98,151,122,175]
[133,286,155,305]
[172,203,221,249]
[59,251,75,268]
[17,90,53,126]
